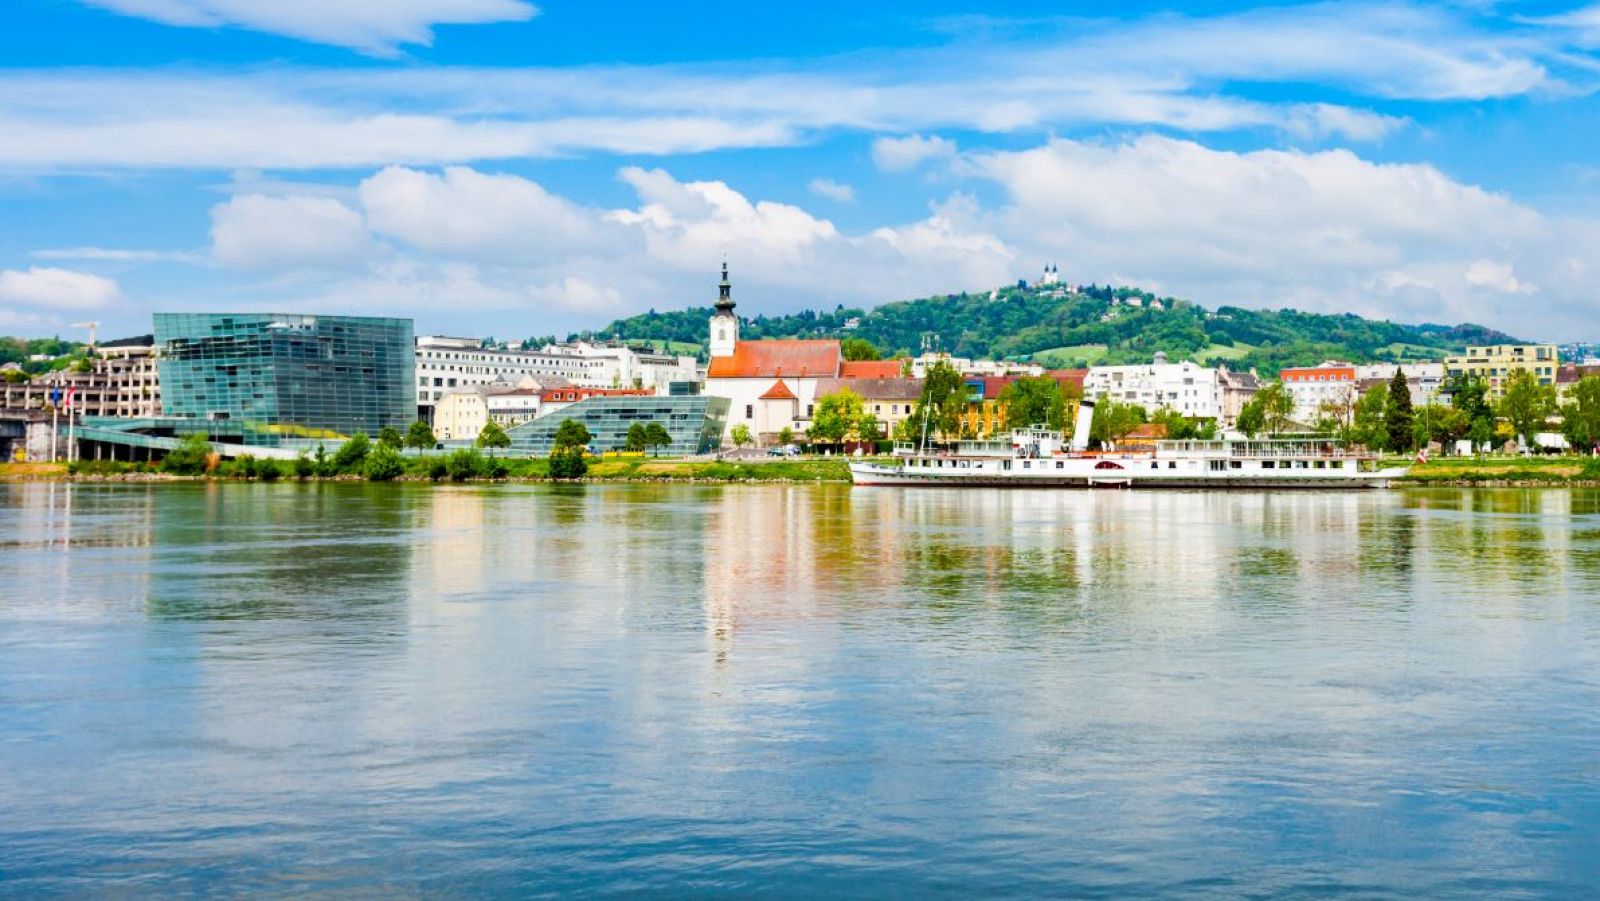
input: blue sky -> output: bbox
[3,1,1600,342]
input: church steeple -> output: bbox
[708,259,738,358]
[715,259,735,314]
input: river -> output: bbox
[3,482,1599,895]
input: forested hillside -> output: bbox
[570,282,1520,370]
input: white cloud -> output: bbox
[0,267,122,309]
[1465,259,1537,294]
[210,194,373,270]
[79,0,537,55]
[32,246,203,263]
[807,177,856,203]
[3,3,1591,171]
[962,135,1596,334]
[871,134,957,172]
[358,165,617,261]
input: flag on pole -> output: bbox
[63,386,75,410]
[1415,448,1428,465]
[50,386,62,407]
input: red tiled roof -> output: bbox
[707,339,842,379]
[839,359,904,379]
[759,379,798,400]
[1047,369,1088,388]
[814,377,922,400]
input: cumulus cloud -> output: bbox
[0,266,122,309]
[210,194,374,270]
[79,0,537,55]
[807,177,856,203]
[871,134,958,172]
[359,165,615,261]
[963,135,1594,333]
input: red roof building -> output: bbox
[838,359,905,379]
[706,339,843,379]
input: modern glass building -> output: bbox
[154,313,414,444]
[508,396,729,456]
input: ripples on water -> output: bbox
[3,482,1600,896]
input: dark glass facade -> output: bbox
[508,396,729,456]
[155,313,414,444]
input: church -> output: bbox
[701,263,895,446]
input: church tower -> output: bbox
[708,260,738,358]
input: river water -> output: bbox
[2,482,1599,896]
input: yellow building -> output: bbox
[1443,344,1559,397]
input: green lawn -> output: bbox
[1197,342,1257,362]
[1031,344,1109,367]
[1396,455,1600,483]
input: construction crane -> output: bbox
[70,321,100,349]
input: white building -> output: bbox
[415,335,698,422]
[433,377,556,442]
[1280,361,1356,423]
[1083,353,1225,420]
[702,263,842,444]
[1354,362,1445,407]
[909,353,1042,378]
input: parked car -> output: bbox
[766,444,800,457]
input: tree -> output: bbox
[1236,382,1294,438]
[909,360,966,443]
[363,444,405,481]
[446,448,485,482]
[1150,408,1212,441]
[376,426,403,449]
[999,376,1066,431]
[643,422,672,456]
[553,419,592,451]
[810,389,873,445]
[332,433,370,472]
[776,426,795,446]
[1498,369,1557,453]
[1416,403,1466,453]
[1447,375,1494,454]
[840,337,881,361]
[1089,399,1147,448]
[404,420,436,449]
[476,420,510,452]
[549,418,591,479]
[1350,381,1389,451]
[1562,375,1600,454]
[162,433,213,475]
[1385,368,1415,453]
[626,422,648,452]
[730,423,753,449]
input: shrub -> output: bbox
[426,457,448,482]
[548,447,588,479]
[447,448,485,482]
[293,452,315,480]
[363,444,406,481]
[161,433,212,475]
[332,433,371,473]
[376,426,403,449]
[236,455,259,479]
[257,459,281,482]
[487,458,509,479]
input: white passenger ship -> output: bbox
[849,402,1407,490]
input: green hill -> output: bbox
[570,282,1521,371]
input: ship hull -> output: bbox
[849,461,1405,490]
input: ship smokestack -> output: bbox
[1071,398,1095,452]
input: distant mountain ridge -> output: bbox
[572,282,1521,372]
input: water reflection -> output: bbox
[3,483,1600,895]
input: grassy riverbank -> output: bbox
[0,457,854,483]
[1393,455,1600,485]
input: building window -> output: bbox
[745,404,753,419]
